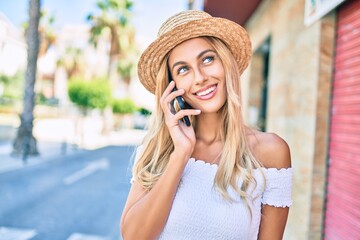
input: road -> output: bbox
[0,145,136,240]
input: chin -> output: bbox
[199,102,226,114]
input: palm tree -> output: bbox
[117,53,136,90]
[57,47,84,79]
[22,10,56,57]
[117,21,137,91]
[87,0,136,133]
[38,11,56,57]
[87,0,135,81]
[12,0,41,160]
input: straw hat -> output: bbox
[137,10,252,94]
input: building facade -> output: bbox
[0,13,26,77]
[205,0,359,239]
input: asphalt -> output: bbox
[0,129,147,174]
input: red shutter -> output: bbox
[324,0,360,239]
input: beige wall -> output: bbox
[243,0,335,239]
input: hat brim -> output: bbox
[137,17,252,94]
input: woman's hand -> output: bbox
[160,81,201,159]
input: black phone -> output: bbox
[168,73,191,127]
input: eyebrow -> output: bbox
[171,49,216,72]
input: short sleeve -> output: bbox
[130,145,143,184]
[261,168,293,207]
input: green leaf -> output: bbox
[68,77,112,112]
[112,98,137,114]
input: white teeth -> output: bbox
[196,86,216,96]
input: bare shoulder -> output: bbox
[247,129,291,169]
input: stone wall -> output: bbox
[243,0,336,238]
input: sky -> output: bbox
[0,0,203,49]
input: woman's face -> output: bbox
[168,37,227,113]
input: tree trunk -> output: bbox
[12,0,41,159]
[107,27,120,80]
[188,0,195,10]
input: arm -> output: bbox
[258,205,289,240]
[255,133,292,240]
[120,81,201,239]
[120,150,188,240]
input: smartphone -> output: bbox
[168,73,191,127]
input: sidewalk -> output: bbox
[0,129,147,174]
[0,141,81,174]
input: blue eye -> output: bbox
[177,66,188,75]
[203,56,214,64]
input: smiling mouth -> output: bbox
[195,85,217,97]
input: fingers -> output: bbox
[160,81,176,104]
[174,109,201,119]
[168,109,200,128]
[160,81,174,112]
[160,81,184,115]
[160,81,201,127]
[165,83,184,104]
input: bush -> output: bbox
[0,72,24,100]
[68,77,111,114]
[138,107,152,116]
[36,93,59,106]
[112,98,137,114]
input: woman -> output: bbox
[121,10,292,240]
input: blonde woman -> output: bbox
[121,10,292,240]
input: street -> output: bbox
[0,145,136,240]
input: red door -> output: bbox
[324,0,360,239]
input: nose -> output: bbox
[193,67,208,85]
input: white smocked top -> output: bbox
[131,150,293,240]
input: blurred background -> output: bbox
[0,0,359,239]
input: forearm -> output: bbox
[257,205,289,240]
[121,151,188,239]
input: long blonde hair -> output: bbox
[133,36,263,203]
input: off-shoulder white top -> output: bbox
[131,151,293,240]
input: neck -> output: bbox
[195,112,222,144]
